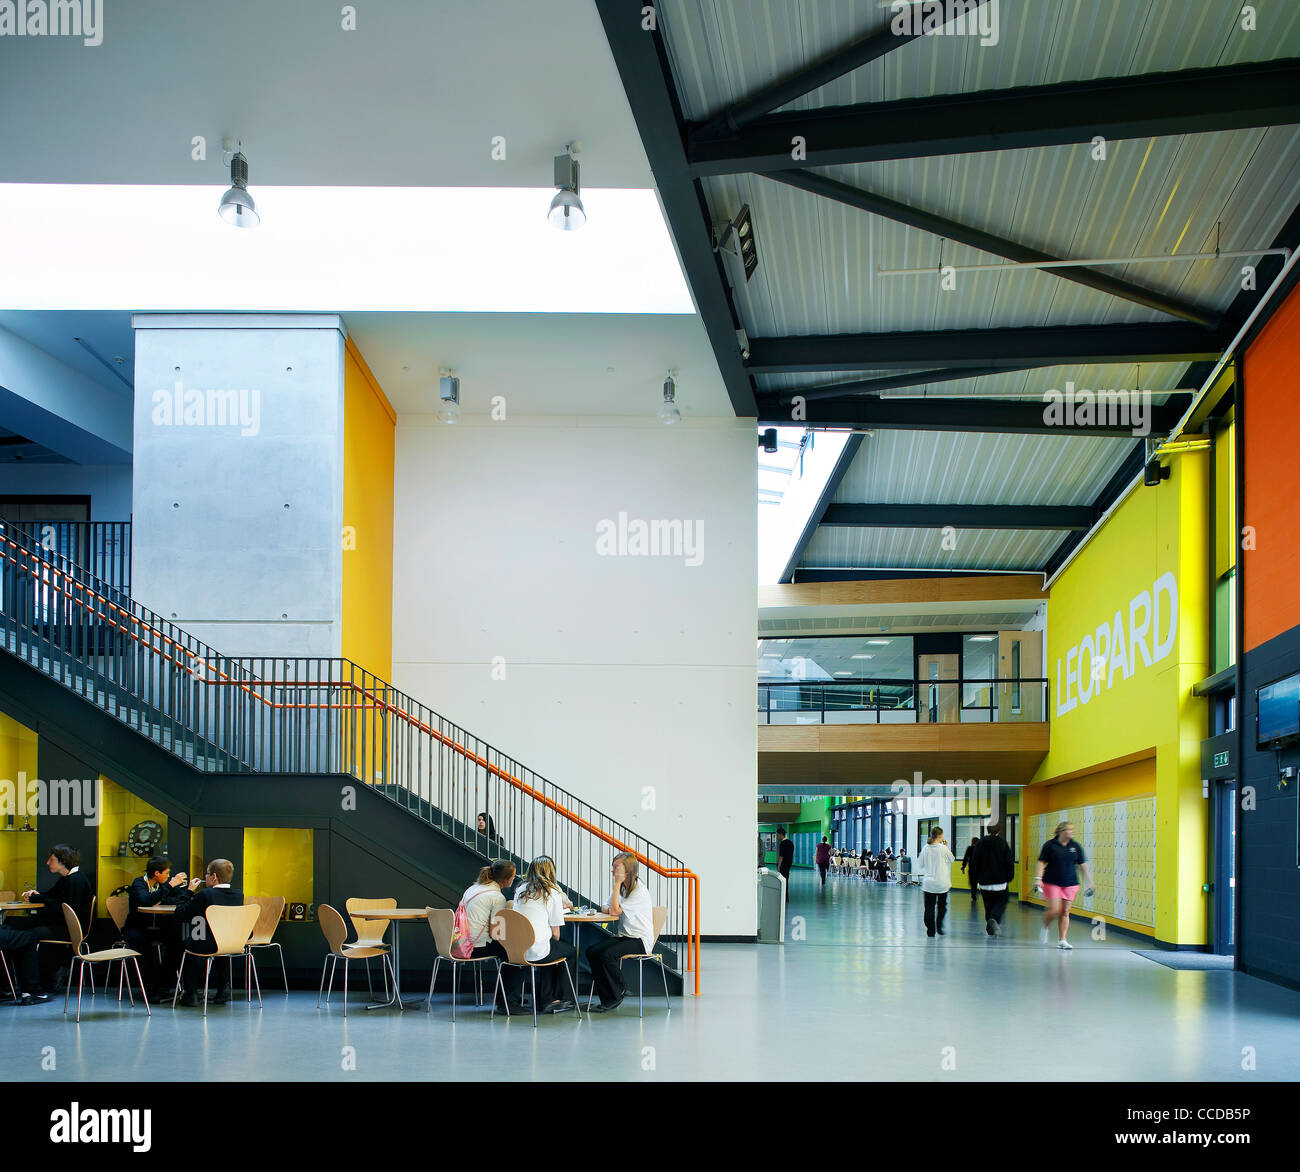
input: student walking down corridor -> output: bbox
[917,827,955,937]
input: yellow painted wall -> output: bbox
[1214,419,1235,580]
[244,828,313,905]
[342,337,396,682]
[0,713,39,892]
[97,775,170,920]
[1031,451,1210,944]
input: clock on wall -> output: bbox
[126,820,164,857]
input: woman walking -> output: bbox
[1032,821,1096,950]
[916,826,954,937]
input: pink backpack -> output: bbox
[450,890,493,958]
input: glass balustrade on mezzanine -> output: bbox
[757,678,1048,725]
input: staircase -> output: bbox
[0,521,700,991]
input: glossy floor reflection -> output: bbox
[2,871,1297,1082]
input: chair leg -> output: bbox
[0,953,16,1002]
[427,956,440,1012]
[317,955,331,1007]
[275,943,288,992]
[638,959,645,1019]
[132,957,151,1016]
[202,958,212,1017]
[117,957,125,1002]
[530,967,538,1029]
[561,957,583,1021]
[64,960,74,1015]
[491,966,507,1020]
[249,949,262,1009]
[122,959,134,1007]
[452,959,459,1023]
[172,960,184,1009]
[659,959,671,1011]
[343,956,349,1018]
[364,955,373,998]
[326,954,338,1005]
[75,960,86,1022]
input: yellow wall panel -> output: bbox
[342,337,396,683]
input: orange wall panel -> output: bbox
[1244,282,1300,651]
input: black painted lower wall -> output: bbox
[1240,625,1300,991]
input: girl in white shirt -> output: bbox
[916,827,955,938]
[587,851,656,1013]
[460,860,516,1008]
[512,856,577,1013]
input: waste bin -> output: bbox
[757,868,786,943]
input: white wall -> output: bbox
[394,414,758,937]
[0,464,132,518]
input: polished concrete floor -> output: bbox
[3,871,1298,1081]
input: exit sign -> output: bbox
[1213,751,1230,769]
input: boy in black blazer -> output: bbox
[172,859,245,1006]
[18,844,95,989]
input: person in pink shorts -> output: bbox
[1032,821,1095,949]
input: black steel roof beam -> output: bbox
[695,1,995,138]
[687,58,1300,174]
[823,504,1098,531]
[768,364,1042,406]
[746,324,1226,373]
[594,0,757,418]
[761,169,1217,328]
[755,393,1193,436]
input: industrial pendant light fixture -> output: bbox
[548,144,586,231]
[217,141,259,228]
[437,370,462,424]
[657,371,681,426]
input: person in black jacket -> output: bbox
[776,827,794,895]
[960,837,980,902]
[971,824,1016,937]
[17,844,95,988]
[125,856,189,995]
[172,859,245,1007]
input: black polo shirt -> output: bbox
[1038,837,1087,887]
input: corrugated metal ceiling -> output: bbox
[652,0,1300,574]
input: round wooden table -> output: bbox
[137,905,177,914]
[348,908,429,1011]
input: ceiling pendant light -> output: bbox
[437,371,462,424]
[657,372,681,426]
[548,145,586,231]
[217,143,259,228]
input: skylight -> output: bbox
[757,426,851,584]
[0,185,694,314]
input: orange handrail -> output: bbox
[1,535,703,991]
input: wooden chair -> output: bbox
[317,904,395,1017]
[424,907,500,1022]
[40,896,97,993]
[345,896,396,999]
[584,907,672,1018]
[171,903,262,1017]
[244,895,288,991]
[61,905,148,1023]
[489,908,582,1028]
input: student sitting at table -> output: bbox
[0,919,49,1003]
[172,859,244,1007]
[512,855,576,1014]
[17,843,95,989]
[125,856,189,997]
[585,851,656,1014]
[459,859,517,1011]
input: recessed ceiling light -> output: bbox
[851,654,874,659]
[969,635,996,642]
[761,653,782,659]
[867,638,891,645]
[834,671,853,677]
